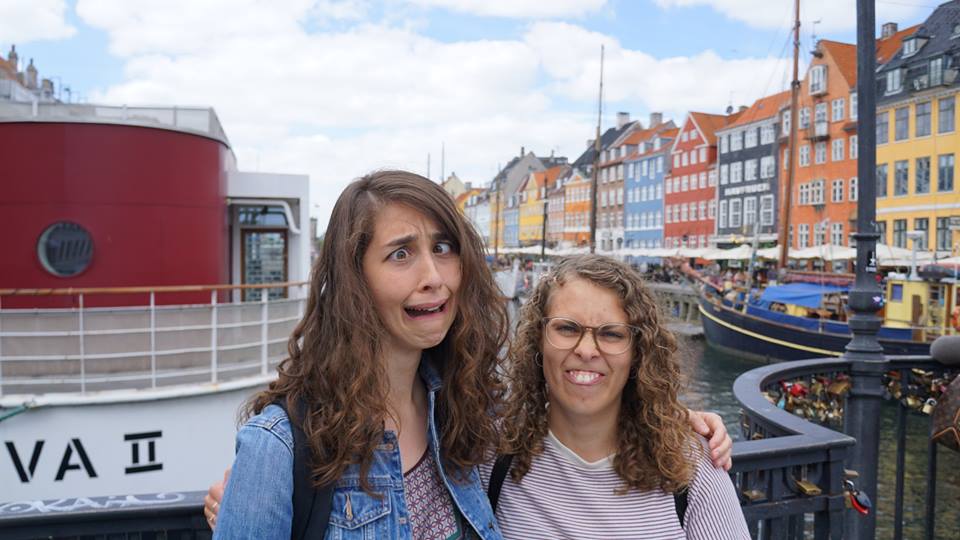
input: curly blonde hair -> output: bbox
[499,254,697,493]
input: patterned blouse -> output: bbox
[404,447,478,539]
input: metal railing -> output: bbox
[731,354,958,539]
[0,282,307,397]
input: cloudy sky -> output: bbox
[1,0,932,230]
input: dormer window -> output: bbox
[809,65,827,95]
[886,68,903,94]
[654,138,661,150]
[903,38,917,57]
[953,23,960,38]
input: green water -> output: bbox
[678,338,960,540]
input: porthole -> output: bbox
[37,222,94,277]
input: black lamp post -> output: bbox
[843,1,886,537]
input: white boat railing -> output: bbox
[0,282,308,397]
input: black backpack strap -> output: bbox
[275,398,334,540]
[674,488,689,528]
[487,454,514,513]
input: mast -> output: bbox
[777,0,801,269]
[540,173,549,261]
[589,45,604,254]
[493,165,502,261]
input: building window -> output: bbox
[681,204,688,222]
[745,128,758,148]
[729,199,742,228]
[937,217,952,251]
[690,151,698,165]
[939,154,955,192]
[699,201,707,220]
[809,65,827,94]
[830,223,844,246]
[699,147,707,162]
[849,177,858,201]
[916,101,932,137]
[798,223,810,248]
[760,156,775,179]
[799,107,810,128]
[814,142,826,164]
[761,124,776,144]
[832,138,845,161]
[877,111,889,144]
[893,219,907,248]
[916,157,931,194]
[877,164,888,198]
[681,175,689,191]
[877,221,887,245]
[744,197,757,226]
[719,200,728,229]
[832,178,844,202]
[730,131,743,152]
[708,200,716,219]
[831,98,845,122]
[745,159,758,181]
[895,106,909,140]
[760,195,774,226]
[815,102,828,125]
[720,164,729,185]
[799,145,811,167]
[886,68,902,95]
[894,160,909,196]
[940,97,955,134]
[799,183,810,205]
[914,218,929,251]
[719,134,728,154]
[850,135,858,159]
[782,111,792,136]
[731,161,743,183]
[37,221,94,277]
[682,153,689,166]
[699,172,707,189]
[850,92,858,120]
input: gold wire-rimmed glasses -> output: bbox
[541,317,640,355]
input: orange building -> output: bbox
[562,168,591,247]
[785,30,916,269]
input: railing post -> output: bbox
[261,287,268,375]
[150,291,157,389]
[844,2,884,537]
[210,290,218,383]
[79,293,86,394]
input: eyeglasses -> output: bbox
[541,317,639,355]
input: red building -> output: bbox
[664,110,742,248]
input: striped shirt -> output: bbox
[480,431,749,539]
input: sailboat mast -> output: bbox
[778,0,801,269]
[589,45,604,254]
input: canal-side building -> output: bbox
[562,167,592,247]
[665,110,739,248]
[715,91,788,247]
[488,149,546,249]
[596,112,640,253]
[518,165,567,247]
[876,8,959,254]
[546,168,567,248]
[624,127,676,252]
[787,29,916,265]
[463,188,491,246]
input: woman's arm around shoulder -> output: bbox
[214,404,294,540]
[682,435,751,540]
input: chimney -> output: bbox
[25,58,38,89]
[616,111,630,129]
[7,45,17,69]
[520,146,525,157]
[738,105,748,113]
[649,112,663,127]
[881,22,898,39]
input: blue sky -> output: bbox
[0,0,935,227]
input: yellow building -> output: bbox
[876,15,959,257]
[518,166,566,246]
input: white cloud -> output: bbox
[76,1,800,230]
[653,0,924,33]
[0,0,75,44]
[406,0,608,18]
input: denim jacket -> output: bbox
[214,359,503,540]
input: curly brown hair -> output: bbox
[246,170,508,491]
[499,254,697,493]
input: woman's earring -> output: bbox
[534,352,543,367]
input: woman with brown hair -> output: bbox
[489,254,749,538]
[208,171,733,539]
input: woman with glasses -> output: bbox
[206,171,734,539]
[492,254,749,539]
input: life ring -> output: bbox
[951,306,960,331]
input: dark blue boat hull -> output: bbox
[697,296,930,362]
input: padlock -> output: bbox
[828,379,851,396]
[850,489,872,515]
[922,397,937,414]
[795,479,822,496]
[741,489,765,502]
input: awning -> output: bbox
[759,283,848,309]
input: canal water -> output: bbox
[677,337,960,540]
